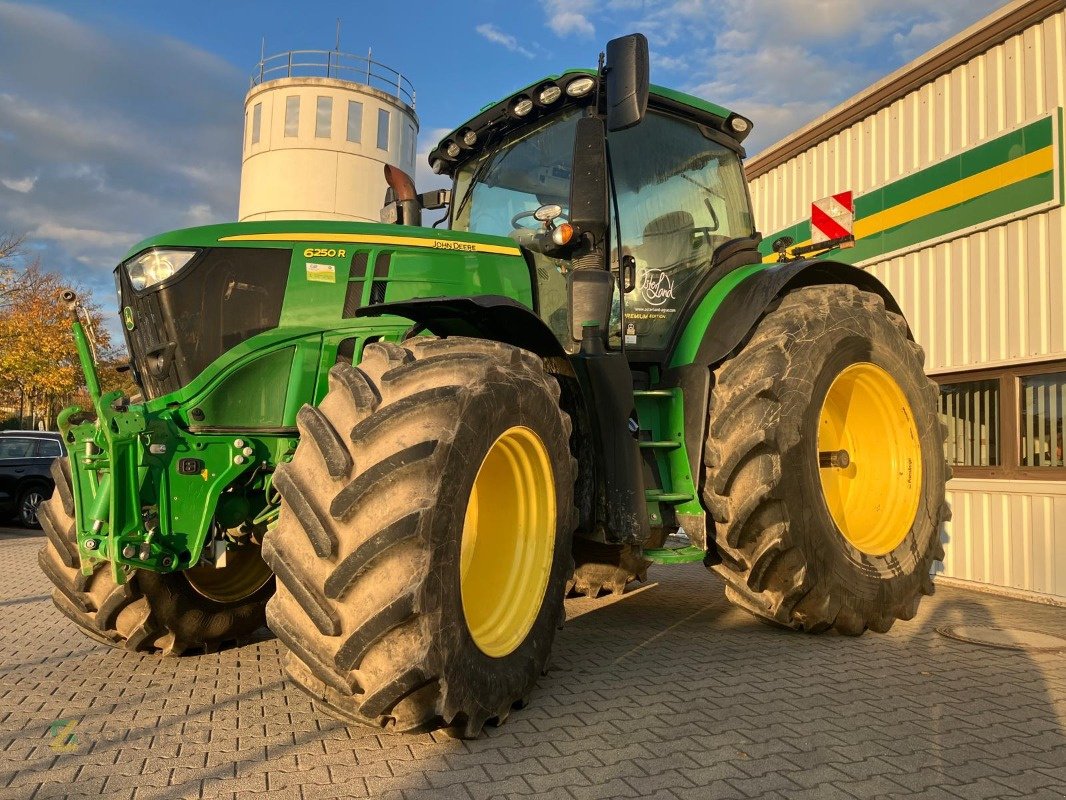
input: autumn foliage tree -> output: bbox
[0,233,131,430]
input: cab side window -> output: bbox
[608,113,755,350]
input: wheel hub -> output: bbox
[817,362,922,556]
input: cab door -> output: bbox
[606,111,756,360]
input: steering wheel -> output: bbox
[511,208,570,230]
[511,210,538,229]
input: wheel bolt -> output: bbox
[122,544,136,559]
[819,449,851,469]
[84,539,98,551]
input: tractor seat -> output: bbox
[639,211,698,270]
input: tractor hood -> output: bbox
[115,220,529,400]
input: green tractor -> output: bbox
[40,34,947,737]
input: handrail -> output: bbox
[251,49,415,109]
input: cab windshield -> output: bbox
[450,106,756,351]
[452,109,581,341]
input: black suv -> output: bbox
[0,431,65,527]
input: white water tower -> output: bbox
[239,48,419,222]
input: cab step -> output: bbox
[645,489,694,504]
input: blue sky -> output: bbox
[0,0,1005,326]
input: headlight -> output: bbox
[126,249,197,291]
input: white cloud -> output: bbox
[0,2,242,291]
[546,0,596,38]
[184,204,217,227]
[582,0,1005,155]
[650,52,688,72]
[1,175,36,193]
[476,23,536,58]
[32,221,138,252]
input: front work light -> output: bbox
[565,76,596,97]
[537,84,562,105]
[511,97,534,117]
[126,249,197,291]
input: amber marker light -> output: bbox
[551,223,574,246]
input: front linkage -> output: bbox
[59,292,289,586]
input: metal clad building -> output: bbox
[746,0,1066,602]
[239,50,418,223]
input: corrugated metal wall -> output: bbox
[944,481,1066,598]
[747,5,1066,599]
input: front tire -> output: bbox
[39,458,273,655]
[704,285,948,635]
[263,338,576,737]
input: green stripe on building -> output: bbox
[758,114,1060,261]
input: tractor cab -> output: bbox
[431,66,757,360]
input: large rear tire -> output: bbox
[263,338,576,737]
[39,458,273,655]
[704,285,948,635]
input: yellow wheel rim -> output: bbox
[817,362,922,556]
[460,426,556,658]
[185,545,273,603]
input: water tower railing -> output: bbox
[251,49,415,108]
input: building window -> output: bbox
[347,100,363,143]
[1020,371,1066,468]
[940,379,1000,467]
[377,108,390,151]
[251,102,262,145]
[315,96,332,138]
[935,361,1066,479]
[284,96,300,137]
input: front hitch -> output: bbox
[59,291,145,585]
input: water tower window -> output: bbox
[377,109,390,151]
[251,103,262,145]
[347,101,363,143]
[405,123,416,165]
[316,96,333,138]
[285,96,300,137]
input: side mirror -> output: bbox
[604,33,649,132]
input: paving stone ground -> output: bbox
[1,526,1064,800]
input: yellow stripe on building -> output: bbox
[762,145,1055,263]
[219,232,521,256]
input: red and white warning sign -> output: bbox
[811,191,854,247]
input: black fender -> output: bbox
[690,259,904,370]
[355,295,567,358]
[662,259,906,551]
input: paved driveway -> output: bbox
[1,528,1064,800]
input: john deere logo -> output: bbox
[639,269,675,307]
[123,307,135,331]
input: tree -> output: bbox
[0,233,131,429]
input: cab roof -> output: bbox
[429,68,751,175]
